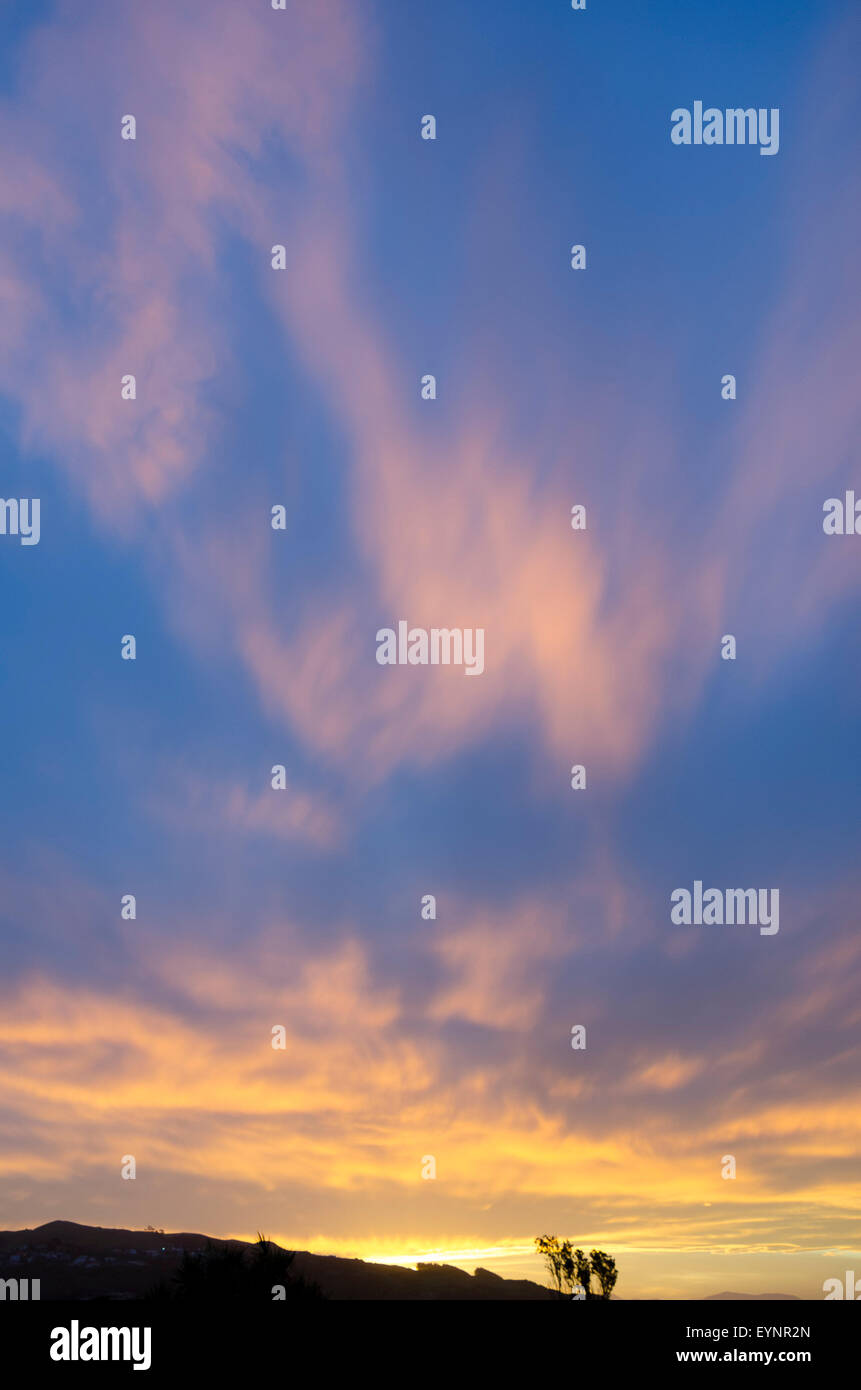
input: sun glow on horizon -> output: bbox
[360,1243,537,1269]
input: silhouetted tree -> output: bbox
[588,1248,618,1300]
[559,1244,593,1297]
[535,1235,618,1300]
[534,1235,565,1294]
[539,1239,573,1289]
[558,1240,574,1293]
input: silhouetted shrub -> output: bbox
[146,1234,325,1303]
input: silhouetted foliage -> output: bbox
[535,1234,565,1293]
[146,1234,325,1303]
[534,1235,618,1299]
[588,1248,618,1300]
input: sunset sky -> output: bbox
[0,0,859,1300]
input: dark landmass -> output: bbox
[705,1291,800,1301]
[0,1221,555,1300]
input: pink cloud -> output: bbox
[1,0,858,790]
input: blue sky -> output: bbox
[0,0,858,1298]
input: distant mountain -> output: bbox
[0,1221,556,1300]
[705,1291,800,1301]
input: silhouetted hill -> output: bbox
[0,1223,806,1300]
[0,1222,556,1300]
[705,1291,800,1301]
